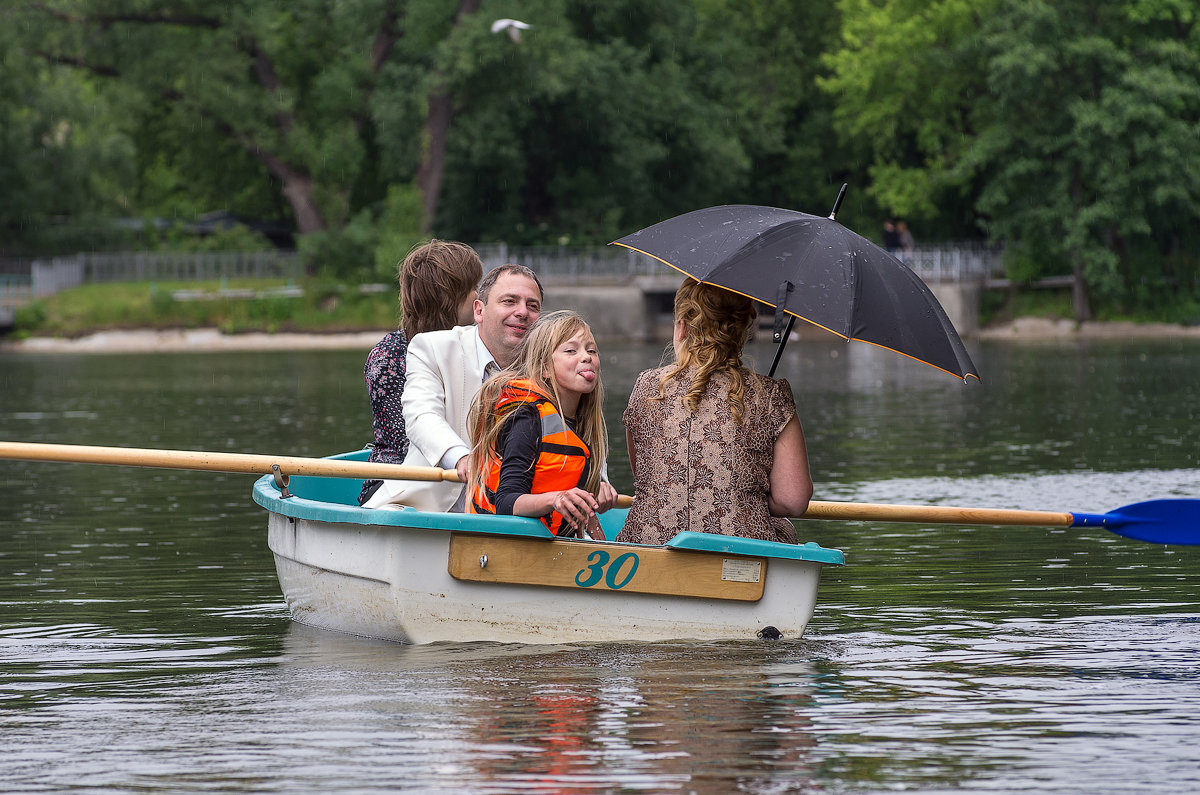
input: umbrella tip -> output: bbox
[828,183,848,221]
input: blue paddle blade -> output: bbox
[1072,499,1200,545]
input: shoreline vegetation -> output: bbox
[4,317,1200,354]
[4,277,1198,354]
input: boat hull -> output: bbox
[255,452,844,644]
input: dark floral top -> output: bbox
[359,330,408,504]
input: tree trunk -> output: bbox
[414,0,481,234]
[281,175,326,236]
[250,146,326,236]
[416,92,454,235]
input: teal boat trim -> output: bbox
[252,448,846,564]
[253,474,556,538]
[667,531,845,565]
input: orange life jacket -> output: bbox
[470,379,590,536]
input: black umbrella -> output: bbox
[612,186,980,381]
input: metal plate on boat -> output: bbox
[720,558,762,583]
[447,534,766,601]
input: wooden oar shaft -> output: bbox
[0,441,1074,527]
[0,441,462,483]
[802,499,1074,527]
[615,495,1073,526]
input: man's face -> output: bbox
[474,272,542,365]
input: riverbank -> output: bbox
[0,328,389,353]
[973,317,1200,340]
[3,317,1200,353]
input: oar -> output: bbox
[2,441,1196,545]
[0,441,460,483]
[795,498,1200,546]
[614,495,1199,545]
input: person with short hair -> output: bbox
[617,278,813,544]
[358,240,482,506]
[362,263,544,511]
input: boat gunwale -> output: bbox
[252,458,845,566]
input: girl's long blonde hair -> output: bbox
[656,278,757,423]
[468,310,609,497]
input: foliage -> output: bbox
[820,0,992,233]
[979,288,1075,326]
[2,0,1196,320]
[822,0,1200,320]
[967,0,1200,316]
[0,20,138,254]
[157,223,277,253]
[372,183,426,280]
[296,210,381,280]
[11,279,398,337]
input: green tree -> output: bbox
[820,0,995,236]
[691,0,858,220]
[425,0,755,245]
[0,21,137,253]
[966,0,1200,320]
[8,0,855,267]
[427,0,852,245]
[822,0,1200,320]
[14,1,479,256]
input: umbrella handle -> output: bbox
[828,183,848,220]
[768,315,796,377]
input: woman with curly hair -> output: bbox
[617,278,813,544]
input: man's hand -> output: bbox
[455,455,470,483]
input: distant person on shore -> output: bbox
[362,263,544,511]
[358,240,483,505]
[617,278,813,545]
[467,310,618,539]
[882,218,901,253]
[897,220,916,260]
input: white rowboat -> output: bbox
[253,450,845,644]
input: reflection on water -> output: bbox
[2,340,1199,793]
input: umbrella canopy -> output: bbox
[612,200,980,381]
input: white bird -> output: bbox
[490,18,531,43]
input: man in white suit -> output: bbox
[363,264,543,510]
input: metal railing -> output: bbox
[77,251,302,285]
[2,242,1003,309]
[0,274,32,307]
[481,242,1004,284]
[898,244,1006,284]
[476,243,670,282]
[3,251,304,303]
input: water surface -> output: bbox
[2,338,1199,793]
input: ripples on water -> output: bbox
[2,341,1199,793]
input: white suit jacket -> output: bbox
[363,325,482,511]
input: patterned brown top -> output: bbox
[617,364,798,545]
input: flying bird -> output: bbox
[490,18,531,43]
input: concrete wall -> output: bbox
[545,281,981,342]
[543,284,651,342]
[929,282,980,337]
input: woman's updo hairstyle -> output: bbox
[657,278,757,423]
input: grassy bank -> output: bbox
[981,286,1200,327]
[8,278,1199,341]
[9,279,399,339]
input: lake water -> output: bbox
[2,336,1199,793]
